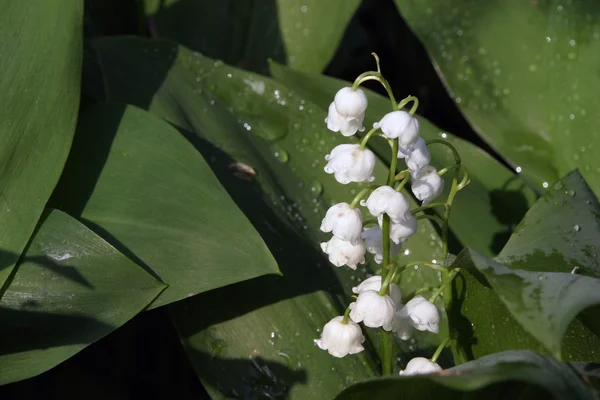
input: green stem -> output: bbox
[430,337,450,363]
[381,214,391,281]
[394,175,410,192]
[411,202,447,214]
[359,126,380,150]
[429,268,460,303]
[426,139,461,164]
[352,71,397,109]
[350,185,377,208]
[342,306,352,324]
[388,139,399,186]
[379,263,398,296]
[398,95,419,115]
[371,52,382,73]
[381,330,393,375]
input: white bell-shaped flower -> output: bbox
[411,166,444,205]
[324,144,376,184]
[320,236,366,270]
[351,275,402,308]
[391,312,414,340]
[315,316,365,358]
[376,111,420,151]
[401,295,441,333]
[361,227,402,264]
[324,87,368,136]
[402,137,431,172]
[378,213,418,244]
[320,202,363,245]
[349,290,396,331]
[361,186,410,221]
[399,357,442,375]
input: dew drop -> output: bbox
[271,144,289,163]
[542,182,549,188]
[574,224,581,232]
[553,181,563,190]
[565,189,575,197]
[309,180,323,197]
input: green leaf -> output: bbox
[449,171,600,362]
[269,61,537,256]
[335,350,595,400]
[91,36,447,396]
[50,103,279,308]
[143,0,359,73]
[394,0,600,195]
[0,209,164,385]
[0,1,82,287]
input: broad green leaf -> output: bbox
[50,103,279,308]
[448,171,600,362]
[336,350,595,400]
[269,62,537,256]
[143,0,359,73]
[91,36,447,396]
[0,1,82,287]
[394,0,600,195]
[0,209,164,385]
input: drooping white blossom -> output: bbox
[315,316,365,358]
[361,226,402,264]
[401,137,431,172]
[399,357,442,376]
[324,87,368,136]
[411,166,444,205]
[349,290,396,331]
[320,236,366,270]
[361,186,411,221]
[378,213,418,245]
[324,144,376,184]
[320,202,363,245]
[376,111,420,151]
[351,275,402,308]
[401,295,441,333]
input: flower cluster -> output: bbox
[315,82,447,375]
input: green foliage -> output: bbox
[0,210,164,384]
[395,0,600,195]
[0,0,82,287]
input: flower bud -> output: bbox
[324,144,376,184]
[361,226,402,264]
[320,236,366,270]
[378,213,418,244]
[399,357,442,375]
[401,295,440,333]
[351,275,402,308]
[411,166,444,205]
[377,111,420,151]
[349,290,396,331]
[315,316,365,358]
[401,137,431,172]
[325,86,368,137]
[361,186,410,221]
[320,202,363,245]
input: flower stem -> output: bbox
[430,337,450,363]
[342,305,352,324]
[417,214,444,227]
[359,126,380,150]
[429,268,460,303]
[381,330,393,375]
[388,139,399,186]
[398,95,419,115]
[425,139,461,164]
[381,214,391,281]
[352,71,397,109]
[410,202,447,214]
[349,185,377,208]
[394,175,410,192]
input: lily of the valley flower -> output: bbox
[315,316,365,358]
[325,87,368,136]
[376,111,420,151]
[320,202,363,245]
[324,144,376,184]
[361,226,402,264]
[399,357,442,376]
[351,275,402,308]
[378,213,418,244]
[401,295,441,333]
[320,236,366,270]
[411,166,444,205]
[400,137,431,172]
[349,290,396,331]
[361,186,411,221]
